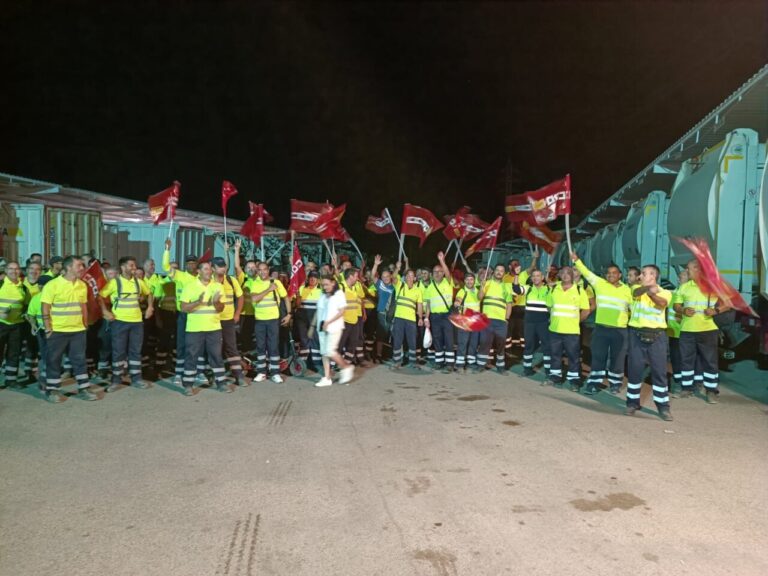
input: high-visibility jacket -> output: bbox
[236,271,255,316]
[522,284,550,322]
[215,275,243,322]
[424,277,455,314]
[100,276,150,323]
[0,278,29,325]
[672,280,718,332]
[392,277,423,322]
[503,270,529,307]
[181,278,224,332]
[547,283,590,335]
[153,278,177,312]
[628,288,671,329]
[23,279,41,298]
[40,276,87,332]
[574,260,632,328]
[245,277,287,321]
[481,280,512,321]
[455,286,481,312]
[341,281,362,324]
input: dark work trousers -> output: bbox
[175,312,188,377]
[183,331,226,389]
[522,321,551,372]
[86,322,99,373]
[95,319,112,373]
[430,313,455,368]
[254,318,280,376]
[679,330,719,394]
[46,331,90,391]
[239,314,255,356]
[339,321,358,363]
[22,322,38,378]
[155,310,176,373]
[626,328,670,411]
[35,331,48,388]
[110,320,144,385]
[295,310,321,370]
[548,331,581,386]
[456,329,480,368]
[507,307,525,346]
[586,325,627,389]
[0,322,23,386]
[364,311,377,358]
[353,315,365,363]
[417,323,435,363]
[141,314,158,377]
[391,317,417,366]
[669,336,682,387]
[479,319,507,370]
[221,319,244,382]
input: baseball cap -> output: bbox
[184,254,198,262]
[211,257,227,268]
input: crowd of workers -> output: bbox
[0,238,727,421]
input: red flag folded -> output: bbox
[401,204,444,246]
[676,237,757,317]
[290,199,333,234]
[315,204,347,240]
[81,260,107,322]
[460,214,491,240]
[287,244,306,298]
[505,174,571,226]
[449,308,491,332]
[442,206,472,241]
[148,181,180,225]
[464,217,502,258]
[365,209,396,234]
[514,221,562,254]
[240,202,271,243]
[221,180,238,215]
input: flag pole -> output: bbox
[451,238,463,269]
[260,236,265,261]
[167,216,174,239]
[398,235,406,263]
[565,214,573,255]
[384,207,402,254]
[348,237,365,267]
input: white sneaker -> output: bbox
[339,366,355,385]
[315,377,333,388]
[271,374,284,384]
[253,373,267,382]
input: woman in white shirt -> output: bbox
[310,275,353,387]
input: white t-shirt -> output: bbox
[318,289,347,334]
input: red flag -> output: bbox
[81,260,107,322]
[442,206,472,241]
[315,204,347,240]
[240,202,271,243]
[290,199,333,234]
[401,204,444,247]
[365,209,396,234]
[198,248,213,264]
[221,180,238,215]
[148,181,180,225]
[464,217,502,258]
[287,244,306,298]
[505,174,571,225]
[676,237,757,317]
[460,214,490,240]
[514,221,562,254]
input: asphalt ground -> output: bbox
[1,359,767,576]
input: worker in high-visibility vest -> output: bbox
[152,273,176,376]
[162,238,199,384]
[625,265,673,421]
[454,272,481,370]
[504,252,538,353]
[512,267,551,378]
[40,256,100,402]
[295,271,323,371]
[667,269,689,395]
[246,261,291,383]
[21,261,43,382]
[673,260,726,404]
[423,251,456,373]
[478,264,513,373]
[140,257,164,380]
[212,257,246,387]
[337,267,364,365]
[390,267,424,369]
[233,239,257,358]
[572,254,632,395]
[545,266,591,389]
[0,261,31,388]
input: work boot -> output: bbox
[236,377,250,388]
[674,389,694,398]
[106,382,123,393]
[706,390,719,404]
[659,408,674,421]
[182,386,194,397]
[582,384,597,395]
[217,383,232,393]
[131,379,150,389]
[45,390,66,403]
[624,406,637,416]
[522,368,535,377]
[496,367,506,375]
[609,385,621,395]
[553,380,564,389]
[443,365,454,374]
[77,388,100,401]
[569,381,581,392]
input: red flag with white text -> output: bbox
[505,174,571,226]
[240,202,272,243]
[287,244,306,298]
[221,180,238,215]
[290,199,333,234]
[148,181,180,225]
[514,221,562,254]
[464,217,502,258]
[460,214,490,241]
[365,209,396,234]
[315,204,347,240]
[442,206,472,241]
[401,204,444,246]
[81,260,107,322]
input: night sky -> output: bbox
[2,1,766,255]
